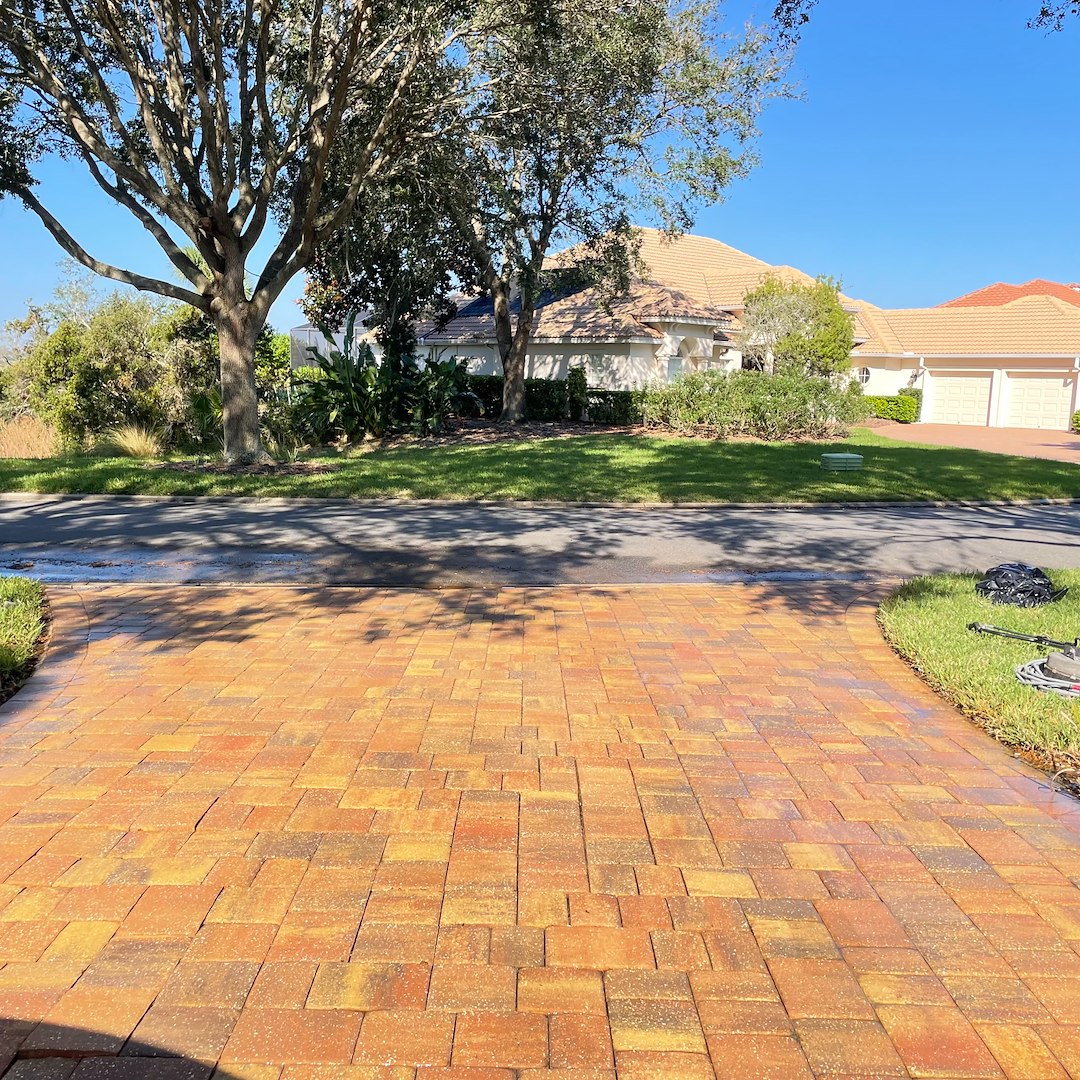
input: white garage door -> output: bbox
[928,372,992,426]
[1005,374,1075,430]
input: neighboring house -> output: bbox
[294,230,1080,429]
[939,279,1080,308]
[852,297,1080,430]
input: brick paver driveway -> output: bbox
[2,584,1080,1079]
[875,422,1080,465]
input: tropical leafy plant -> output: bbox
[293,317,479,441]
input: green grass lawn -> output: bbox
[879,571,1080,772]
[0,428,1076,503]
[0,576,46,701]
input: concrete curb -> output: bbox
[1,491,1079,512]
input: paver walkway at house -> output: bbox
[2,584,1080,1079]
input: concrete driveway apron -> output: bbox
[1,582,1079,1078]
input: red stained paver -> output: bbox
[1,582,1079,1078]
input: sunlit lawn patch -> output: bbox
[0,428,1077,503]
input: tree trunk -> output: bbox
[215,294,268,465]
[498,293,536,424]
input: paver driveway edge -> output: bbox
[841,585,1080,839]
[2,582,1080,1079]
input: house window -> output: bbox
[857,367,871,386]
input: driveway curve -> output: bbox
[1,582,1079,1077]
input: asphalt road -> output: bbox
[1,494,1078,586]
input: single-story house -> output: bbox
[294,229,1080,429]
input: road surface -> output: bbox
[1,494,1078,585]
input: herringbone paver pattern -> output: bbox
[1,584,1079,1079]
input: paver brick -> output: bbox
[3,582,1080,1075]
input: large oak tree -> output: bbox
[0,0,473,461]
[312,0,791,422]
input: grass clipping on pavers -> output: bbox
[879,571,1080,788]
[0,575,47,705]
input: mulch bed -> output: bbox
[369,419,635,449]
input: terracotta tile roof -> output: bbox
[940,279,1080,308]
[419,227,1080,361]
[856,295,1080,356]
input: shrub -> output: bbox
[294,320,478,442]
[101,424,165,458]
[25,297,183,449]
[898,386,922,415]
[466,375,505,418]
[643,370,868,439]
[567,366,587,421]
[0,415,57,459]
[463,374,568,421]
[524,377,568,421]
[867,394,918,423]
[1072,410,1080,434]
[585,389,645,425]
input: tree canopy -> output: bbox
[771,0,1078,38]
[0,0,475,460]
[738,275,853,377]
[310,0,791,421]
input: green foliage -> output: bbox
[524,378,569,422]
[585,389,646,426]
[740,275,854,376]
[643,369,869,439]
[867,395,919,424]
[294,320,477,442]
[25,296,185,449]
[567,366,588,422]
[1072,410,1080,434]
[898,386,923,417]
[463,375,568,422]
[465,376,504,418]
[255,330,292,400]
[293,318,379,442]
[0,357,33,423]
[0,575,44,684]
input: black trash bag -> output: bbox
[975,563,1068,607]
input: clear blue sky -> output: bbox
[0,0,1075,332]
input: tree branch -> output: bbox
[16,187,210,310]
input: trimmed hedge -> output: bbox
[525,378,568,422]
[898,386,922,415]
[465,374,568,422]
[642,370,869,440]
[567,366,587,422]
[466,375,504,418]
[867,394,919,423]
[1072,410,1080,434]
[586,389,645,426]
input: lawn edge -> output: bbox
[2,491,1079,511]
[874,582,1080,797]
[0,581,51,709]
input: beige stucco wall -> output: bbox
[446,343,661,390]
[849,356,923,397]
